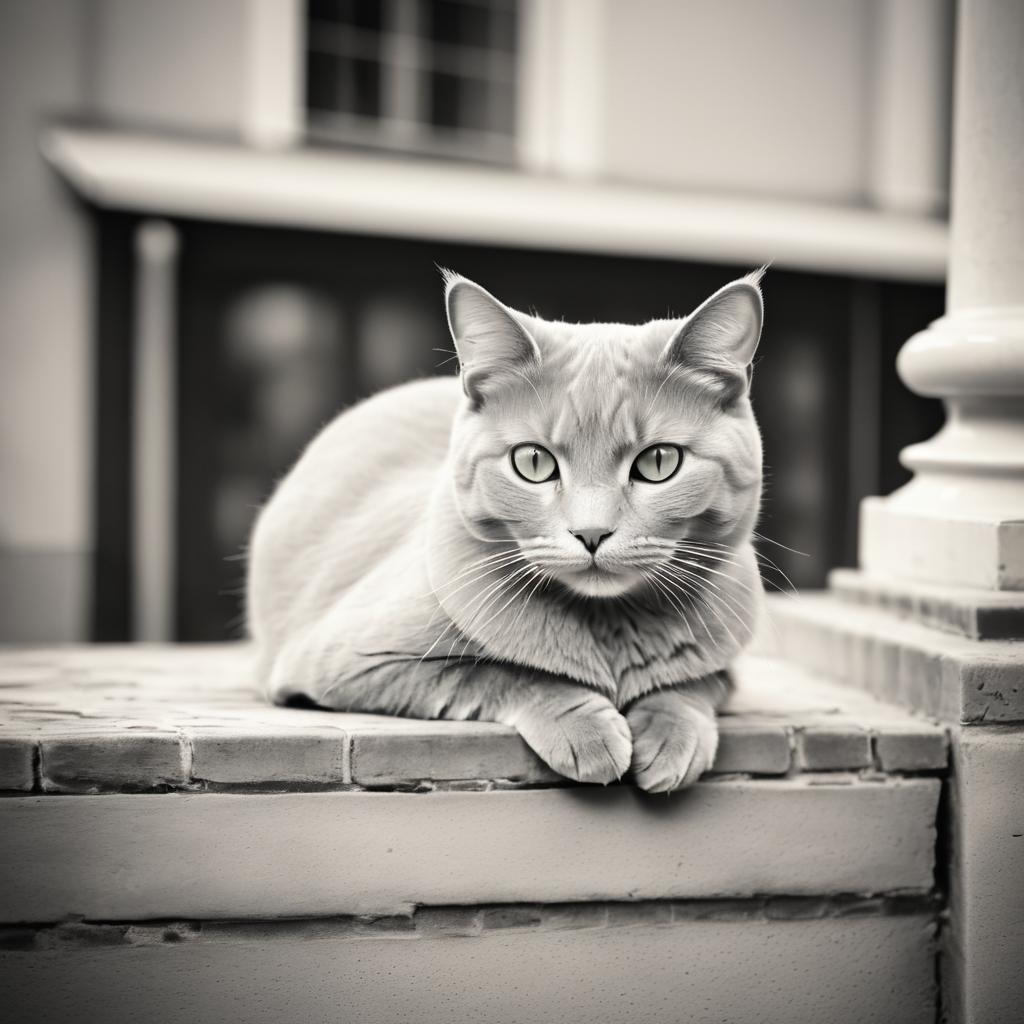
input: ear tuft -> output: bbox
[661,271,765,401]
[443,273,540,407]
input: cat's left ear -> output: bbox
[661,269,765,401]
[443,270,541,407]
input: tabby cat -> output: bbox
[247,271,765,791]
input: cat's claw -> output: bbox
[627,690,719,793]
[513,691,632,785]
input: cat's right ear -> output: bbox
[443,270,541,407]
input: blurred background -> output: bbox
[1,0,953,643]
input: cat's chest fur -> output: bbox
[426,508,747,707]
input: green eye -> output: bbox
[511,444,558,483]
[632,444,681,483]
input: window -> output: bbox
[306,0,519,163]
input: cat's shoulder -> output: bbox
[341,375,460,423]
[301,375,461,466]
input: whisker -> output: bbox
[428,551,525,597]
[655,561,745,638]
[644,566,711,642]
[447,561,536,659]
[675,538,802,596]
[662,563,748,630]
[648,565,719,647]
[505,365,543,407]
[419,557,526,663]
[505,566,551,637]
[662,559,754,627]
[669,555,757,595]
[454,563,539,659]
[644,362,685,419]
[752,530,810,558]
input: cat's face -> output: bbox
[445,273,764,598]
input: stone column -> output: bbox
[849,3,1024,1019]
[860,0,1024,591]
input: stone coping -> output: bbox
[829,567,1024,640]
[760,592,1024,723]
[0,644,947,793]
[0,781,941,921]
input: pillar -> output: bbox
[859,0,1024,591]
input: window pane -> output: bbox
[310,0,383,31]
[306,51,340,112]
[429,72,509,135]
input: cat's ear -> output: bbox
[443,270,541,407]
[661,269,765,402]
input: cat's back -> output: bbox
[248,375,461,644]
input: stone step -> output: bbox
[829,567,1024,640]
[0,643,944,923]
[0,643,946,1023]
[0,779,939,922]
[757,592,1024,724]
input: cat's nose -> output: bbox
[571,529,614,555]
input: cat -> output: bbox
[247,270,765,791]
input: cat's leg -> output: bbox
[625,671,732,793]
[268,619,632,785]
[504,681,633,785]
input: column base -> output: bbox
[859,495,1024,591]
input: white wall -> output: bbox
[556,0,951,210]
[90,0,249,138]
[604,0,873,202]
[0,0,260,641]
[0,0,94,640]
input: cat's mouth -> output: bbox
[557,563,644,598]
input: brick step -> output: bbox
[0,644,946,1023]
[0,645,944,922]
[2,901,937,1024]
[758,592,1024,723]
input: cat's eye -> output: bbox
[631,444,682,483]
[511,444,558,483]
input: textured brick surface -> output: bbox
[1,913,937,1024]
[39,731,186,792]
[798,728,872,770]
[874,729,949,772]
[186,726,349,785]
[0,737,35,791]
[351,723,560,786]
[0,644,946,789]
[713,724,792,774]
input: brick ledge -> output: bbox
[0,646,947,793]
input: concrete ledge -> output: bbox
[760,593,1024,724]
[830,567,1024,640]
[2,909,937,1024]
[0,643,946,1022]
[0,778,940,922]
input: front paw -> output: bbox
[627,690,719,793]
[512,690,632,785]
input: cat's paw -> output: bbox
[626,690,719,793]
[512,690,632,785]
